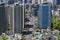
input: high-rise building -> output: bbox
[14,4,24,33]
[38,3,52,29]
[5,4,24,34]
[0,4,7,35]
[5,5,14,35]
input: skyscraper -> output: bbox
[5,4,24,34]
[38,3,52,29]
[0,4,7,35]
[14,4,24,33]
[5,5,14,35]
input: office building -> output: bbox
[14,4,24,33]
[5,5,14,35]
[5,4,24,34]
[38,3,52,29]
[0,4,7,35]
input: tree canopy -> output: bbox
[52,16,60,31]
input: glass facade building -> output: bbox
[0,4,7,34]
[5,4,24,34]
[38,4,52,29]
[5,5,14,34]
[14,4,23,33]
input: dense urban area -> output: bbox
[0,0,60,40]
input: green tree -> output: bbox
[22,34,25,40]
[54,20,60,30]
[52,16,60,30]
[2,36,8,40]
